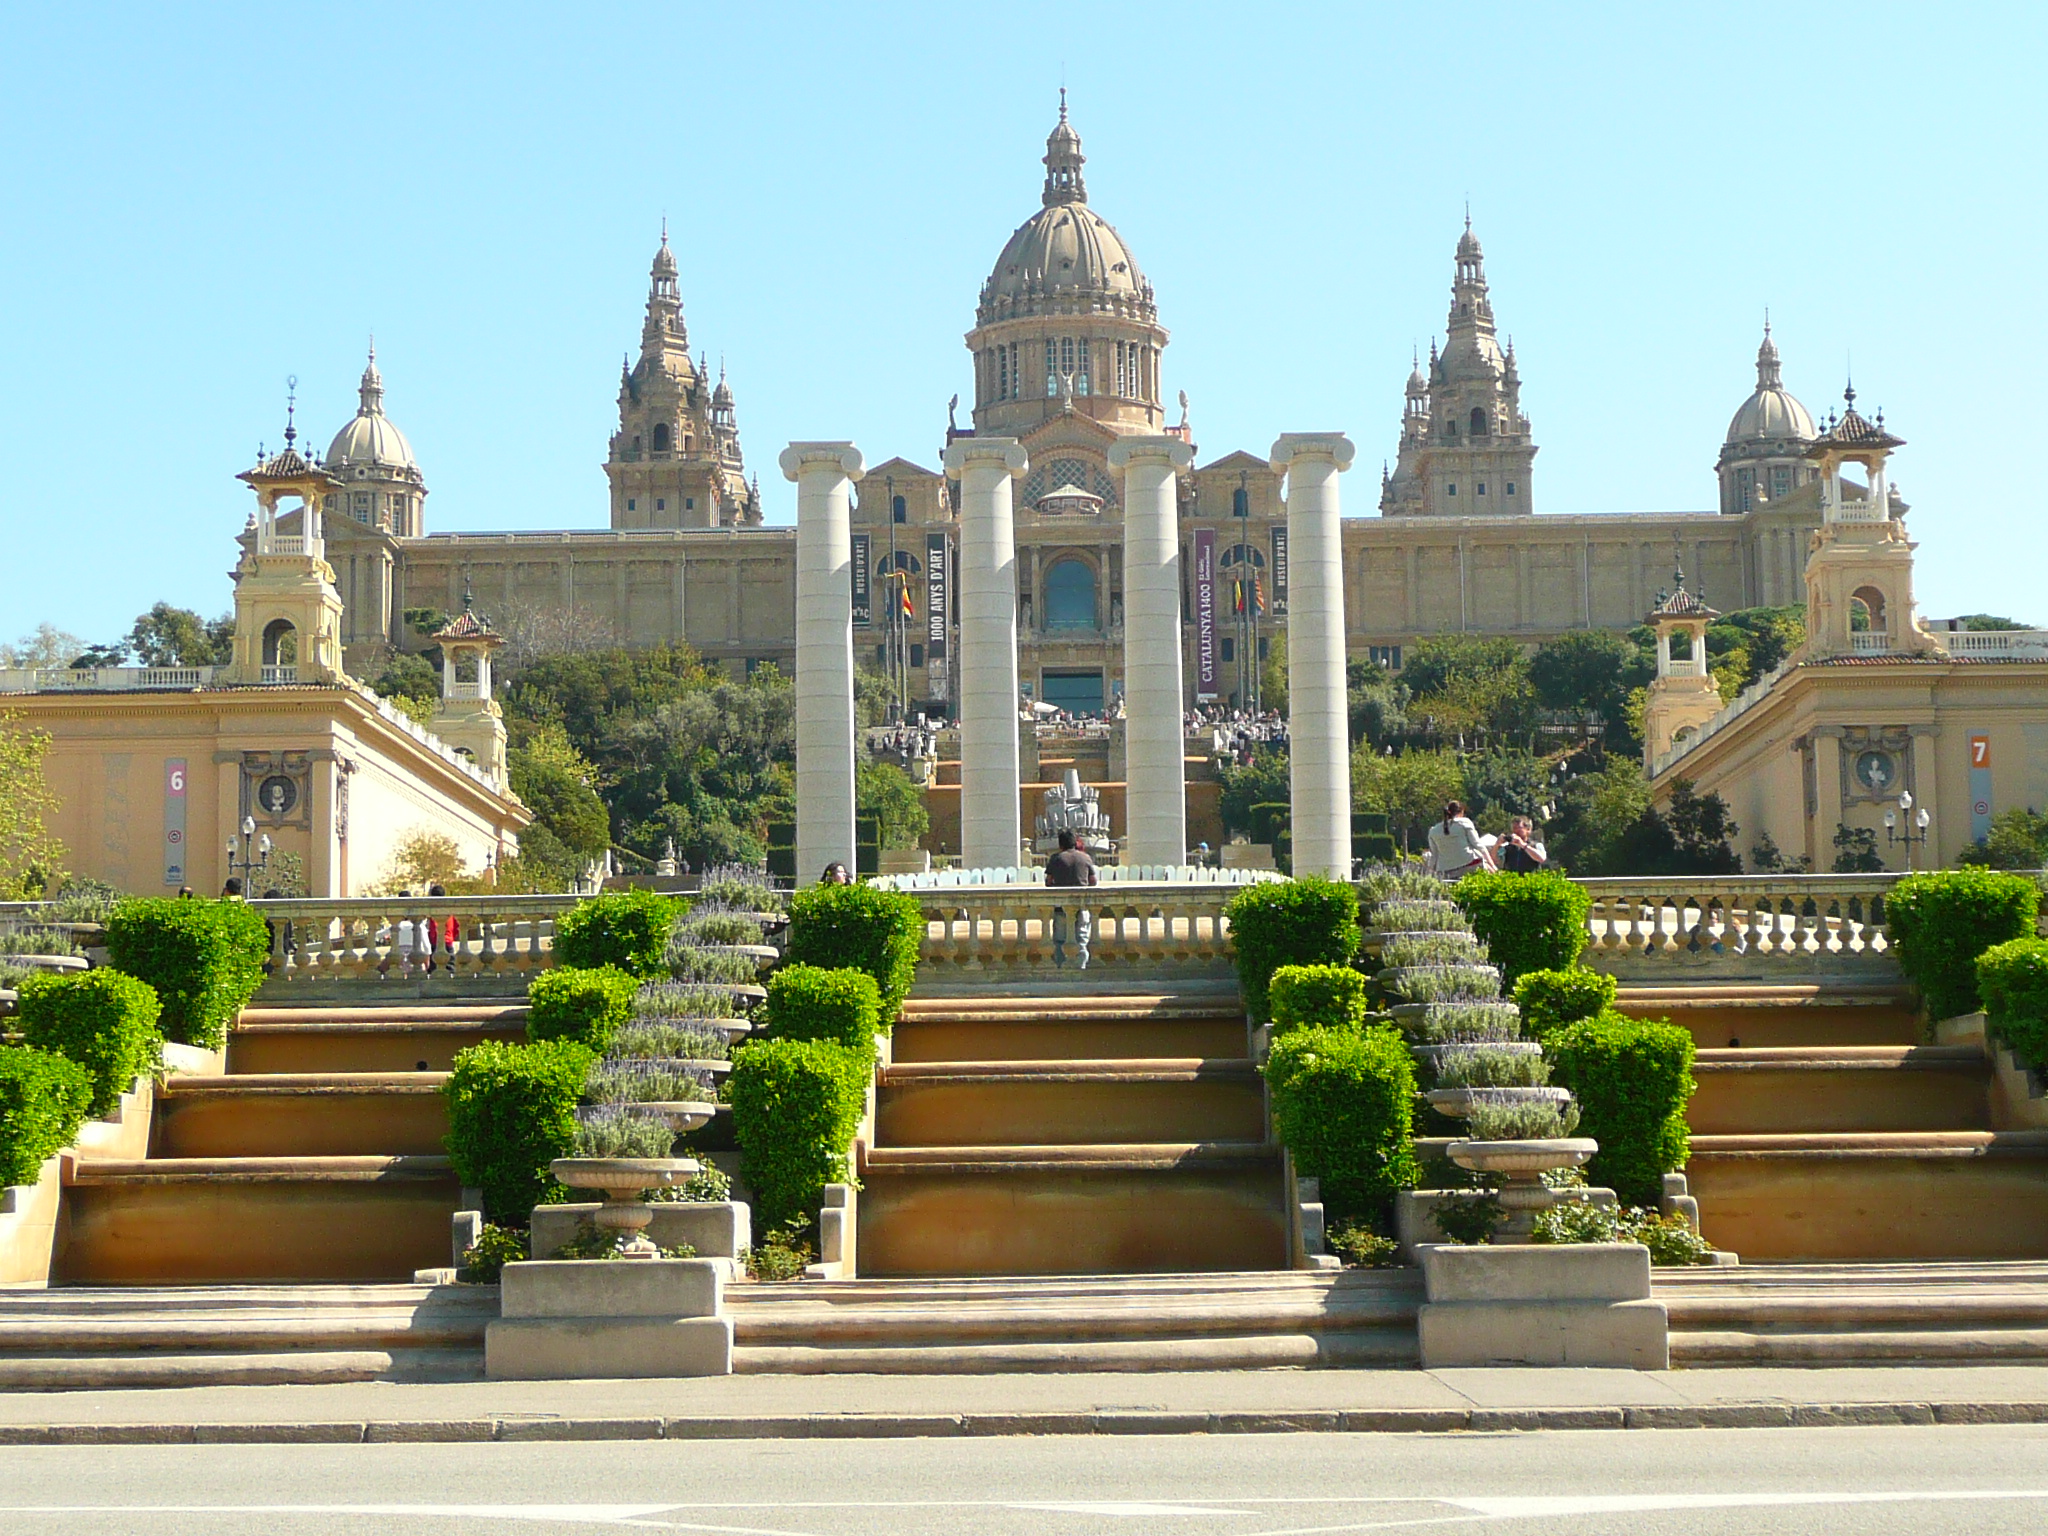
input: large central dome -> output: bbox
[975,103,1156,327]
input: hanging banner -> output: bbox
[926,532,949,701]
[850,533,872,627]
[163,757,187,888]
[1194,528,1218,699]
[1270,525,1289,616]
[1969,731,1994,845]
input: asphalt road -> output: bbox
[0,1424,2045,1535]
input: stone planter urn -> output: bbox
[1449,1137,1599,1243]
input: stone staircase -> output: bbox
[1618,983,2048,1262]
[56,1005,520,1286]
[856,988,1291,1278]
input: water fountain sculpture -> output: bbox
[1033,768,1115,858]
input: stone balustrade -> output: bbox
[250,895,578,989]
[1576,874,1903,979]
[901,881,1243,984]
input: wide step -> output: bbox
[1687,1134,2048,1261]
[1690,1047,1991,1135]
[229,1007,526,1073]
[876,1060,1264,1146]
[730,1271,1417,1372]
[61,1158,460,1283]
[892,994,1248,1064]
[156,1074,450,1157]
[858,1144,1287,1277]
[1620,985,1919,1049]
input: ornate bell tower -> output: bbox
[225,401,348,686]
[1799,391,1938,661]
[1642,568,1724,770]
[430,590,510,789]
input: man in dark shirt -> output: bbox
[1045,829,1097,969]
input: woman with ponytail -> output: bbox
[1426,799,1493,881]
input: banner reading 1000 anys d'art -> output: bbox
[926,531,949,701]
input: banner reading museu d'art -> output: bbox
[849,533,872,627]
[1194,527,1217,699]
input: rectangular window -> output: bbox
[1369,645,1403,670]
[1506,481,1516,495]
[1046,339,1057,396]
[1061,336,1074,377]
[998,346,1009,399]
[1772,465,1793,497]
[1476,482,1487,495]
[1076,338,1090,396]
[1258,637,1270,660]
[910,642,924,668]
[876,645,887,667]
[627,498,636,512]
[1221,637,1236,664]
[1447,483,1457,496]
[685,497,694,510]
[656,498,666,511]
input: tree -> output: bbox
[1460,748,1552,832]
[1346,657,1406,749]
[373,830,474,895]
[1958,808,2048,870]
[0,624,85,669]
[1959,614,2029,632]
[503,644,712,755]
[1350,745,1466,850]
[854,665,896,729]
[1219,749,1290,836]
[1260,629,1289,717]
[494,602,622,673]
[1607,778,1740,875]
[857,759,930,851]
[126,603,234,667]
[1530,629,1651,740]
[1400,634,1532,747]
[507,726,612,889]
[368,650,440,720]
[1547,758,1653,874]
[0,711,66,898]
[1830,824,1886,874]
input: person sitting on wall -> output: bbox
[1045,828,1098,970]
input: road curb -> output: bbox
[0,1401,2042,1445]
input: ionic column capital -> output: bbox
[1107,436,1195,472]
[1268,433,1357,477]
[779,441,866,483]
[944,438,1028,478]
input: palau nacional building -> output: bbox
[321,103,1834,717]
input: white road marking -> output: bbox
[1021,1502,1247,1516]
[1452,1489,2048,1518]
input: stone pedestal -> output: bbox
[1416,1242,1668,1370]
[485,1258,733,1379]
[783,442,865,887]
[1108,437,1194,867]
[945,438,1028,872]
[1270,434,1355,880]
[527,1201,751,1275]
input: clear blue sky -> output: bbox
[2,1,2040,645]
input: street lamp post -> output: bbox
[225,814,272,892]
[1884,789,1932,871]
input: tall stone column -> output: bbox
[945,438,1028,872]
[1271,433,1356,880]
[781,442,865,887]
[1109,436,1194,867]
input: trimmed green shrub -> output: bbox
[1269,964,1369,1032]
[1451,870,1590,988]
[787,883,923,1026]
[443,1038,595,1222]
[456,1223,528,1284]
[1888,868,2041,1022]
[1513,967,1618,1040]
[765,965,882,1059]
[552,889,682,978]
[1545,1010,1694,1207]
[103,897,268,1050]
[1977,936,2048,1074]
[15,969,163,1116]
[1263,1023,1419,1225]
[526,966,642,1052]
[728,1037,870,1230]
[1224,877,1361,1024]
[0,1046,93,1188]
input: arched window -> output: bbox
[260,618,298,667]
[652,423,671,452]
[1851,587,1887,633]
[1470,407,1488,438]
[1042,559,1097,631]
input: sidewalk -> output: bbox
[2,1366,2047,1443]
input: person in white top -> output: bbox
[1426,801,1495,881]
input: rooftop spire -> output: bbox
[1755,318,1783,389]
[358,341,385,416]
[1042,93,1087,206]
